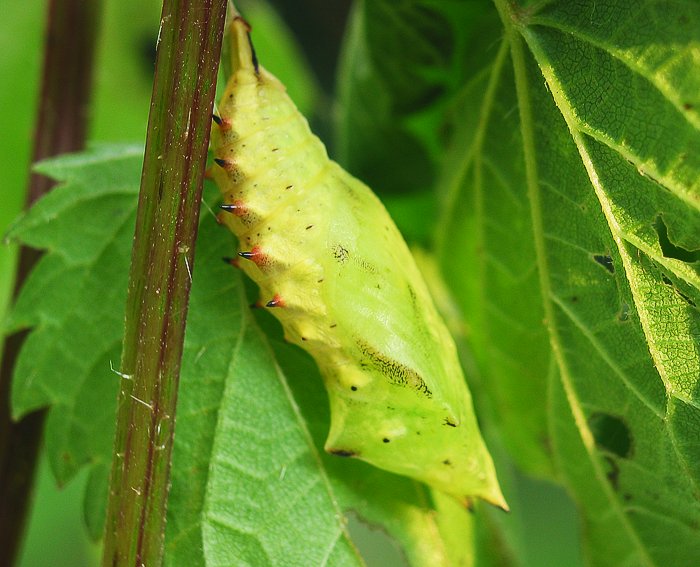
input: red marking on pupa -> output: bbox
[214,158,232,170]
[220,200,247,217]
[238,245,267,266]
[212,114,232,131]
[214,157,244,184]
[266,293,285,308]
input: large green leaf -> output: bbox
[435,21,552,479]
[5,147,359,563]
[335,0,491,198]
[165,223,363,566]
[271,339,478,567]
[6,144,478,565]
[8,1,699,565]
[438,0,700,564]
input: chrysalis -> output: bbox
[211,15,507,510]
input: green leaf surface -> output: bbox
[6,147,361,564]
[5,147,143,492]
[200,320,361,566]
[435,20,552,478]
[271,339,477,567]
[335,0,491,197]
[438,0,700,564]
[7,145,474,565]
[164,220,362,566]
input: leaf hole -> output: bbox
[588,412,633,459]
[593,254,615,274]
[603,455,621,491]
[655,215,700,263]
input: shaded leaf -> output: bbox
[435,23,552,478]
[235,0,321,117]
[335,0,491,196]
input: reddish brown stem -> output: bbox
[100,1,227,565]
[0,1,101,566]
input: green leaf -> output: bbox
[6,146,143,488]
[272,339,477,567]
[8,145,474,565]
[164,221,361,566]
[6,146,360,563]
[435,20,552,478]
[439,0,700,563]
[335,0,491,197]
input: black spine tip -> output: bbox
[328,449,357,458]
[220,203,239,213]
[212,114,223,126]
[238,251,254,260]
[247,33,259,74]
[214,158,228,168]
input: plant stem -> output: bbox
[0,1,101,565]
[101,1,227,565]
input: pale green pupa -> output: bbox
[211,14,507,510]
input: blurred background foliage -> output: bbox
[2,1,581,565]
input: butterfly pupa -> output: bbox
[210,15,507,510]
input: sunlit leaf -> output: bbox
[438,1,700,563]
